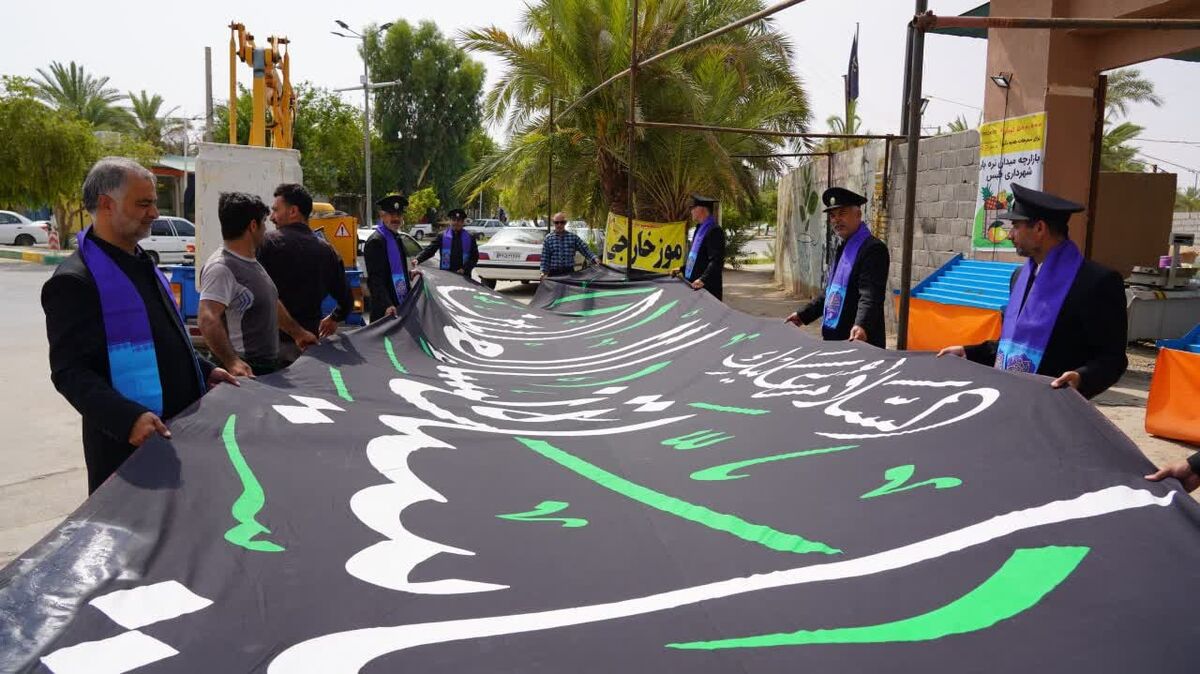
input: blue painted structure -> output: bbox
[907,254,1022,310]
[1158,323,1200,354]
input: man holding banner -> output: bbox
[365,194,420,322]
[672,195,725,300]
[417,208,478,281]
[938,184,1127,399]
[787,187,888,348]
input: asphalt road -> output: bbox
[0,259,87,565]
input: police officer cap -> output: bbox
[996,183,1084,227]
[691,194,718,210]
[822,187,868,212]
[447,208,468,220]
[377,194,408,214]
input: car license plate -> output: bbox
[493,252,522,260]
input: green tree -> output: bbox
[364,20,486,208]
[0,86,98,246]
[1176,186,1200,212]
[1100,68,1163,173]
[458,0,810,226]
[127,90,182,151]
[404,187,440,225]
[33,61,132,130]
[818,100,868,152]
[215,83,368,199]
[947,114,971,133]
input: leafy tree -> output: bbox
[33,61,132,131]
[364,20,486,208]
[1176,186,1200,213]
[818,100,869,152]
[458,0,810,226]
[215,83,368,199]
[127,90,182,151]
[404,187,440,225]
[947,114,971,133]
[1100,68,1163,173]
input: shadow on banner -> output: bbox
[603,213,686,273]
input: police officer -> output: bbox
[364,194,420,322]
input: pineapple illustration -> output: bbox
[981,186,1001,211]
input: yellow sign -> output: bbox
[603,213,687,273]
[978,112,1046,156]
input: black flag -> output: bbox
[846,24,860,103]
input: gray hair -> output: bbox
[82,157,156,214]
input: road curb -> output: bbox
[0,248,68,266]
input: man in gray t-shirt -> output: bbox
[199,192,317,376]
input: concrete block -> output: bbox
[919,217,937,235]
[956,204,975,223]
[957,148,979,167]
[957,183,978,202]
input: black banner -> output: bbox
[3,268,1199,673]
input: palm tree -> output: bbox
[33,61,132,130]
[127,90,182,151]
[817,100,867,153]
[457,0,810,224]
[1176,186,1200,213]
[947,114,971,133]
[1100,69,1162,173]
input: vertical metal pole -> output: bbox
[625,0,639,280]
[899,21,914,136]
[229,31,238,143]
[897,2,927,351]
[1084,74,1107,260]
[547,25,555,233]
[363,33,373,229]
[204,47,214,142]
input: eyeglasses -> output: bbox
[552,220,567,225]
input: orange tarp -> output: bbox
[1146,347,1200,445]
[897,297,1004,352]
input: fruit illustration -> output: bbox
[986,220,1009,244]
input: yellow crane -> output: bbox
[228,22,295,148]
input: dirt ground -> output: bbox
[718,265,1197,477]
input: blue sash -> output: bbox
[440,229,473,271]
[995,239,1083,373]
[685,216,716,279]
[375,224,408,301]
[822,223,870,333]
[77,227,203,415]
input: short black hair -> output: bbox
[1042,216,1070,238]
[274,183,313,218]
[218,192,269,240]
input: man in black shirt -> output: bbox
[42,157,237,493]
[416,208,479,280]
[257,183,352,363]
[364,194,420,321]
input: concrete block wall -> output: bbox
[883,130,981,326]
[1174,212,1200,238]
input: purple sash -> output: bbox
[76,227,203,415]
[375,224,408,302]
[822,223,870,332]
[685,216,716,279]
[440,229,473,271]
[995,239,1084,373]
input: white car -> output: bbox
[466,219,506,240]
[0,211,50,246]
[140,217,196,265]
[476,227,548,289]
[408,222,434,240]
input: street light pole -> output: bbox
[334,20,393,227]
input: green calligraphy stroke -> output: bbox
[418,336,435,359]
[567,303,635,317]
[721,332,761,348]
[516,438,840,556]
[221,415,284,553]
[497,500,589,528]
[861,464,963,500]
[662,430,734,450]
[596,300,679,338]
[688,402,770,416]
[547,287,657,308]
[691,445,859,481]
[667,546,1088,649]
[534,361,671,388]
[384,337,408,374]
[330,367,353,402]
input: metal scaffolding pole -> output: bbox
[633,121,899,140]
[896,0,928,351]
[625,0,639,280]
[916,13,1200,31]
